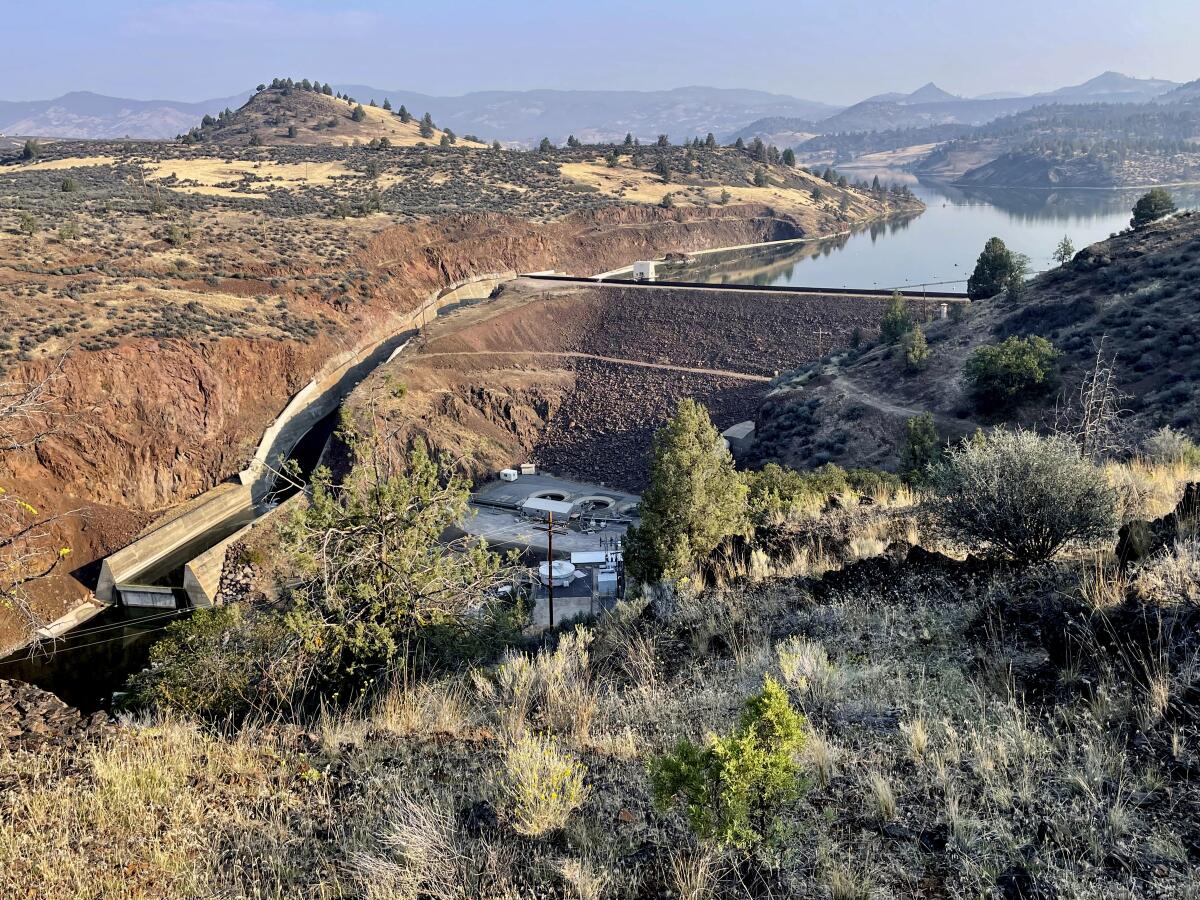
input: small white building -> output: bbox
[522,496,575,522]
[632,260,656,282]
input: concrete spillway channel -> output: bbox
[0,274,514,710]
[97,271,515,607]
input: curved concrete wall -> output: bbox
[95,272,516,604]
[241,271,515,498]
[96,483,254,602]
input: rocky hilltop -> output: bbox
[181,82,482,147]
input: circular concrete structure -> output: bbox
[538,560,577,586]
[574,495,616,513]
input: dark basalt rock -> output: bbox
[0,678,110,748]
[996,865,1057,900]
[458,799,499,836]
[1116,481,1200,567]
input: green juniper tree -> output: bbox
[624,399,748,584]
[900,413,940,481]
[1130,188,1176,228]
[903,325,930,372]
[880,291,913,344]
[967,237,1021,300]
[650,676,808,854]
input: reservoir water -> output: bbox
[663,175,1200,291]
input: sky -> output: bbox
[4,0,1199,104]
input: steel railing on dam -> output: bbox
[519,273,970,301]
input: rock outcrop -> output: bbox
[0,678,109,749]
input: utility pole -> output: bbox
[814,326,832,357]
[546,510,555,630]
[529,505,569,632]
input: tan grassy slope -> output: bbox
[754,211,1200,471]
[186,86,483,147]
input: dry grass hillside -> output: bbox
[182,85,483,148]
[754,211,1200,471]
[4,447,1200,899]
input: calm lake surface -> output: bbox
[665,175,1200,291]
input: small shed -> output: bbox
[632,260,656,281]
[522,496,574,522]
[721,420,756,458]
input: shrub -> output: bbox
[964,335,1059,414]
[1131,188,1176,228]
[124,605,296,720]
[1142,426,1200,466]
[649,675,807,852]
[281,437,507,700]
[1132,540,1200,605]
[495,732,589,837]
[930,429,1118,562]
[486,626,594,740]
[879,292,911,344]
[902,325,929,372]
[743,462,854,525]
[900,413,940,481]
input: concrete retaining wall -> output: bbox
[182,522,253,608]
[94,271,517,607]
[239,271,516,498]
[95,483,255,602]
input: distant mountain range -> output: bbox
[0,72,1191,146]
[325,85,837,146]
[0,90,251,140]
[732,72,1187,143]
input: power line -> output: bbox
[35,606,187,640]
[0,621,180,668]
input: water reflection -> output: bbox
[667,175,1200,290]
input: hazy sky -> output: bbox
[5,0,1198,103]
